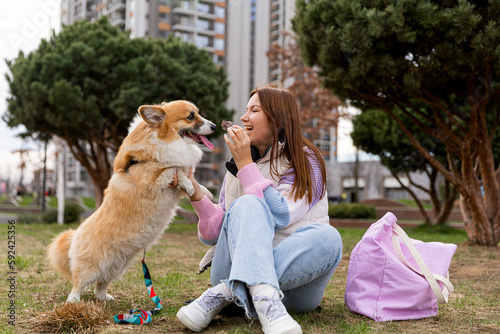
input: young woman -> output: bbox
[176,86,343,334]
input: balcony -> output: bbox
[107,1,126,13]
[172,7,216,20]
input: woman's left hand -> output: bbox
[224,126,253,170]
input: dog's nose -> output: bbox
[210,122,216,131]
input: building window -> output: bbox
[80,170,88,182]
[215,6,225,18]
[197,18,209,30]
[179,15,190,26]
[197,3,210,13]
[213,54,224,66]
[195,35,209,48]
[182,1,190,10]
[214,38,224,50]
[159,12,170,21]
[159,30,169,39]
[215,22,225,34]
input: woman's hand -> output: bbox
[169,168,205,201]
[187,167,205,202]
[224,126,253,170]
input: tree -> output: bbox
[4,17,233,206]
[294,0,500,245]
[351,109,457,225]
[266,31,345,159]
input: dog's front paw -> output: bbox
[97,294,114,301]
[66,293,81,303]
[179,182,195,197]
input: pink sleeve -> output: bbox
[237,163,273,198]
[191,196,225,241]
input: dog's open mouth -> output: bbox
[181,130,214,150]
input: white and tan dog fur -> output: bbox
[47,100,215,302]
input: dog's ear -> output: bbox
[138,105,166,126]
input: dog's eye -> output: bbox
[187,111,196,121]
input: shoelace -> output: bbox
[198,292,233,312]
[253,296,287,322]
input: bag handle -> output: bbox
[391,224,454,304]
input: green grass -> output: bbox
[177,198,194,211]
[17,196,35,206]
[81,197,96,209]
[395,198,433,209]
[0,222,498,334]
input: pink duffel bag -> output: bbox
[345,212,456,321]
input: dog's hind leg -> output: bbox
[67,284,86,303]
[67,266,98,303]
[95,281,114,301]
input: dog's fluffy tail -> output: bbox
[47,230,74,282]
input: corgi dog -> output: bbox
[47,100,215,302]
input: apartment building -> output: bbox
[225,0,339,161]
[60,0,340,196]
[61,0,226,66]
[60,0,227,194]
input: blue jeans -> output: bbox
[210,195,343,318]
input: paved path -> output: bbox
[0,214,17,223]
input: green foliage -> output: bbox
[351,109,447,173]
[294,0,500,244]
[41,203,83,224]
[293,0,500,110]
[329,203,377,219]
[4,17,233,198]
[5,17,232,140]
[17,213,42,224]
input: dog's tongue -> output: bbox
[200,135,214,150]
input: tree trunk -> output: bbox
[383,105,500,245]
[460,102,500,245]
[435,182,457,225]
[459,194,496,245]
[427,169,440,219]
[66,139,113,209]
[390,170,432,226]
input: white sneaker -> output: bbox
[250,284,302,334]
[176,282,233,332]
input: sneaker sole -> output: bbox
[265,326,302,334]
[263,318,303,334]
[176,307,205,332]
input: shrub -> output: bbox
[17,213,42,224]
[329,203,377,219]
[41,210,58,224]
[42,203,84,224]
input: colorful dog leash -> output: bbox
[113,252,163,325]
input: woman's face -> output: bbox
[241,93,274,155]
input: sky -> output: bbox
[0,0,361,187]
[0,0,61,186]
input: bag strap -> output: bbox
[391,224,454,304]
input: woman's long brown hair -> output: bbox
[250,86,327,204]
